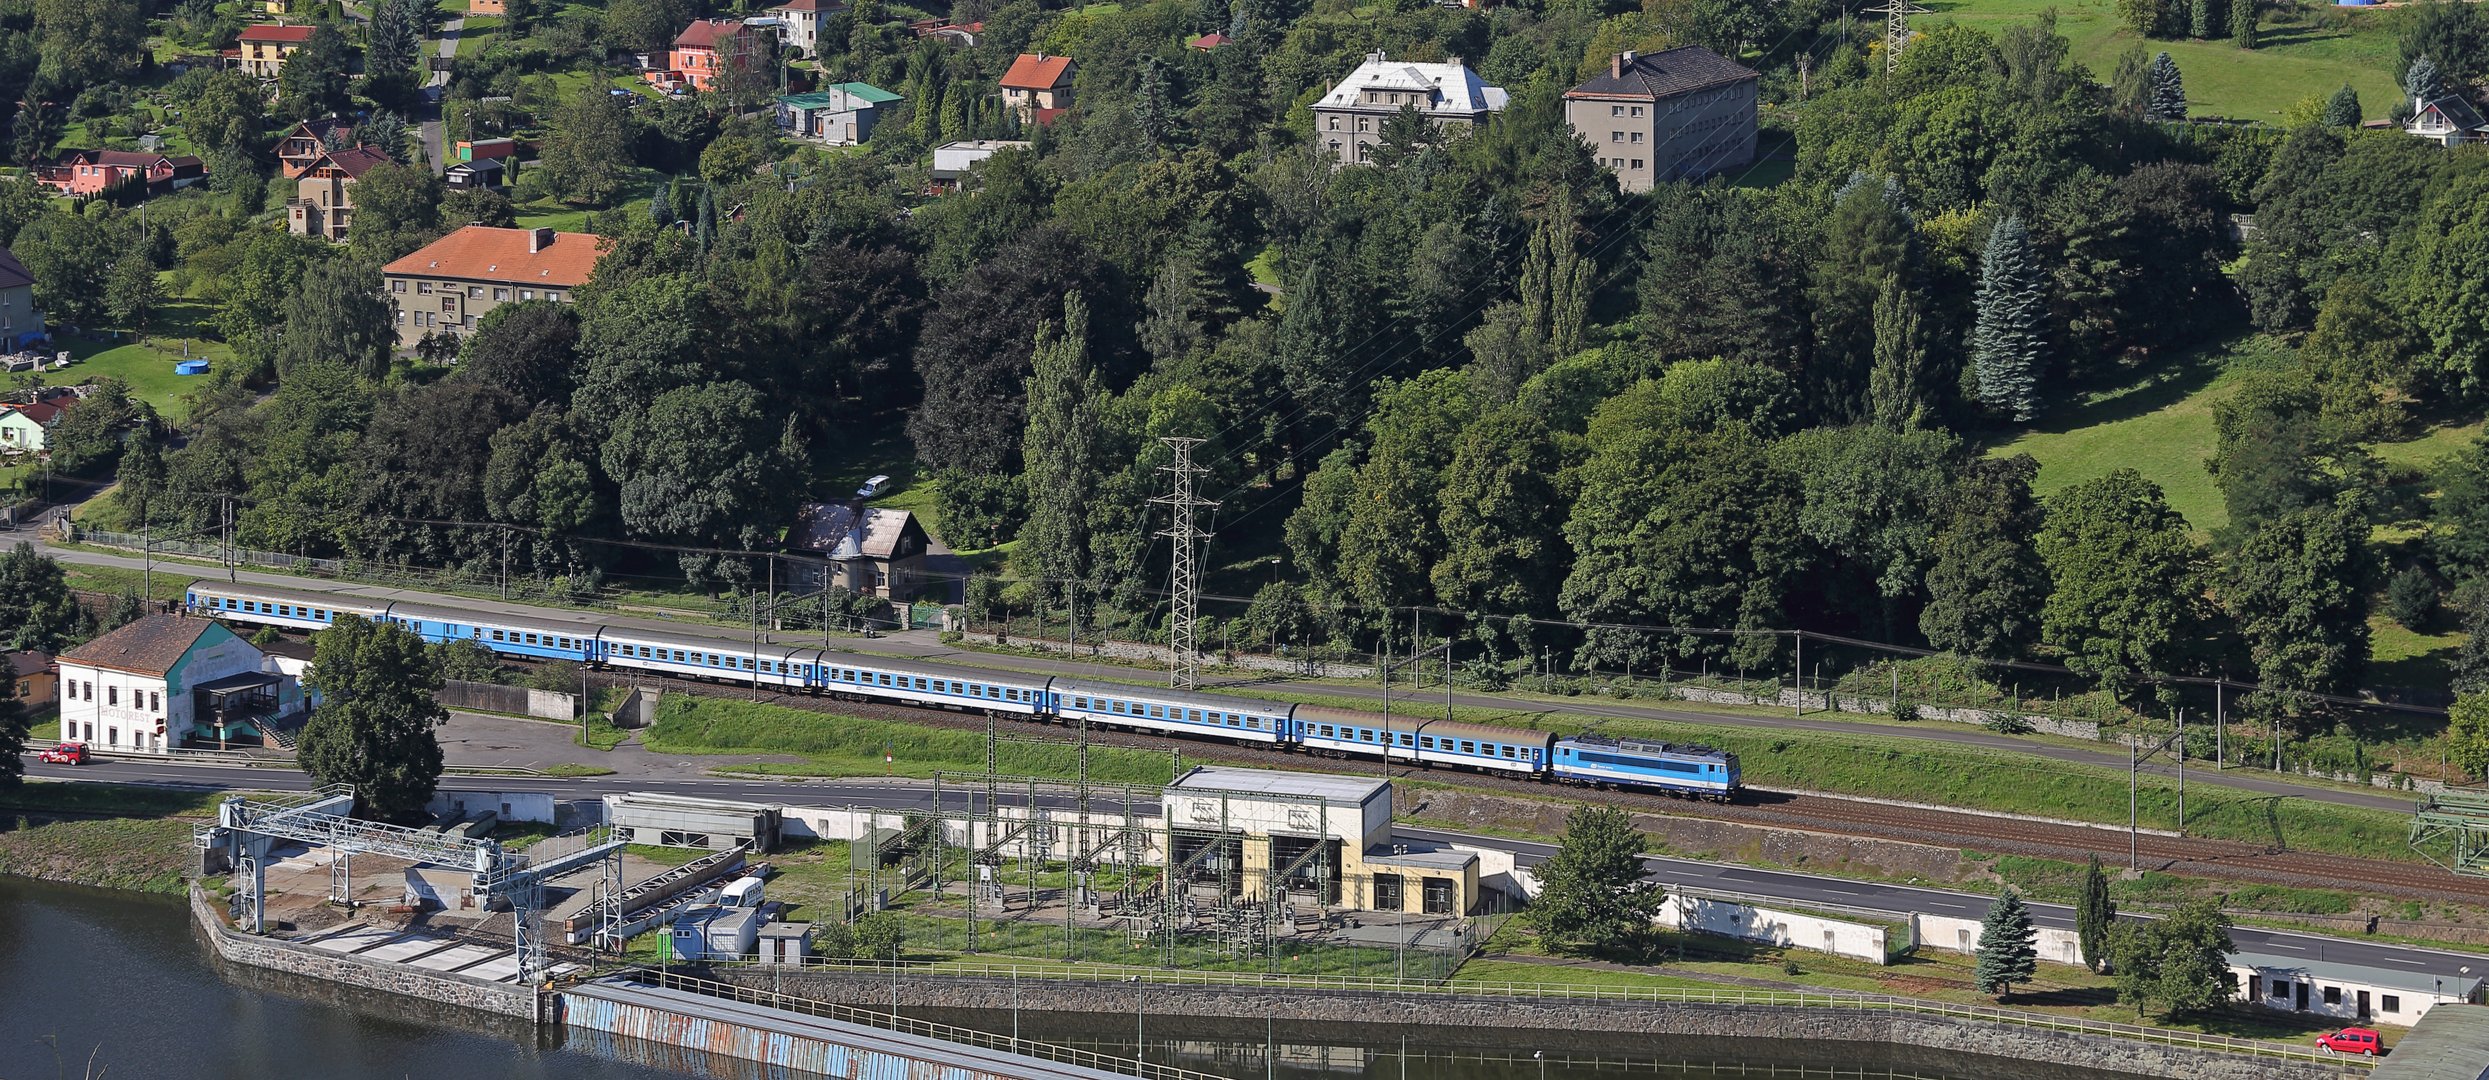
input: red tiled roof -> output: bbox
[1189,33,1230,49]
[383,225,614,288]
[3,401,60,424]
[674,18,744,49]
[1001,53,1074,90]
[241,23,317,43]
[313,145,393,178]
[772,0,846,10]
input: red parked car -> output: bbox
[37,742,87,765]
[2316,1028,2383,1056]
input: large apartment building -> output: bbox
[380,226,611,349]
[1312,51,1507,166]
[1563,47,1759,192]
[286,145,390,242]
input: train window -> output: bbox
[1072,697,1088,709]
[1318,725,1334,737]
[1461,741,1477,754]
[491,630,506,642]
[950,681,964,694]
[243,601,258,613]
[1419,737,1435,749]
[1399,733,1414,747]
[741,658,753,670]
[877,673,890,686]
[1501,746,1516,759]
[1226,715,1239,727]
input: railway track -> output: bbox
[564,665,2489,906]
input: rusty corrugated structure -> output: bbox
[561,975,1162,1080]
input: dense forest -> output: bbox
[10,0,2489,742]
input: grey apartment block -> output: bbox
[1311,51,1508,166]
[1565,47,1760,192]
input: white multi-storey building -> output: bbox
[54,615,279,754]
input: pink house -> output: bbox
[36,150,207,197]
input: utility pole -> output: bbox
[1151,437,1217,690]
[221,495,235,582]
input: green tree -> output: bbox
[1970,214,2046,422]
[1527,805,1664,957]
[2402,5,2489,94]
[2116,0,2166,36]
[601,382,804,579]
[1867,270,1932,430]
[0,542,86,652]
[12,210,111,326]
[366,0,432,80]
[1017,294,1103,605]
[2107,897,2235,1018]
[2223,497,2374,697]
[535,83,632,206]
[2075,855,2115,973]
[104,256,163,335]
[2388,566,2441,630]
[602,0,689,54]
[2321,85,2362,126]
[1974,889,2040,1001]
[1434,407,1568,625]
[298,615,447,822]
[2207,372,2344,532]
[346,161,443,260]
[9,95,56,169]
[0,673,26,787]
[274,258,395,381]
[2189,0,2222,38]
[276,24,354,119]
[116,424,166,528]
[2037,470,2213,695]
[2146,52,2188,120]
[2449,691,2489,781]
[34,0,143,90]
[2233,0,2257,47]
[183,70,267,157]
[1809,174,1916,421]
[1562,421,1802,671]
[1339,370,1476,615]
[1773,426,1960,636]
[1921,456,2048,660]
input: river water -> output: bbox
[0,876,2149,1080]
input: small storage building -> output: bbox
[756,921,813,965]
[670,905,761,961]
[606,792,782,852]
[2230,951,2484,1025]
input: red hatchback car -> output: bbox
[37,741,87,765]
[2316,1028,2384,1056]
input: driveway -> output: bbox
[419,15,464,171]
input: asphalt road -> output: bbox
[29,756,2488,983]
[34,541,2412,815]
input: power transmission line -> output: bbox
[1151,436,1217,691]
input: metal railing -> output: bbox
[693,959,2373,1069]
[615,969,1229,1080]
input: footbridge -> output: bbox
[194,784,623,976]
[562,971,1191,1080]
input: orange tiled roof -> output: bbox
[1001,53,1074,90]
[240,23,317,43]
[382,226,614,288]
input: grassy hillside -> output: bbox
[1992,335,2485,533]
[1916,0,2403,122]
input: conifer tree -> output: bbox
[695,187,715,253]
[2190,0,2218,39]
[2321,85,2363,126]
[1970,214,2045,422]
[1018,294,1102,613]
[1867,270,1929,430]
[2146,52,2187,120]
[2076,855,2116,973]
[1136,57,1176,148]
[1519,195,1591,361]
[1974,889,2040,1001]
[649,181,674,227]
[2407,56,2442,103]
[2232,0,2256,47]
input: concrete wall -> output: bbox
[430,790,556,824]
[1660,894,1892,966]
[440,679,578,721]
[187,884,542,1020]
[707,971,2353,1080]
[1913,912,2086,968]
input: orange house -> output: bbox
[1000,53,1075,126]
[650,18,753,93]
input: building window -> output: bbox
[150,692,160,712]
[391,280,406,293]
[439,297,456,313]
[521,290,535,300]
[493,288,508,300]
[1356,117,1370,133]
[468,286,484,298]
[1611,130,1622,141]
[2383,995,2401,1013]
[2322,987,2341,1006]
[1631,106,1645,117]
[108,687,118,706]
[1631,159,1644,170]
[1610,105,1623,116]
[545,292,561,302]
[1631,132,1644,143]
[1327,116,1338,131]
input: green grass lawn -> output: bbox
[643,695,1182,784]
[1915,0,2403,121]
[1986,335,2293,531]
[54,293,232,423]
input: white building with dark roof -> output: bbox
[2408,92,2489,146]
[1564,47,1759,191]
[54,615,284,753]
[1312,51,1508,166]
[2230,950,2484,1025]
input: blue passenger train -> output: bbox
[184,581,1740,800]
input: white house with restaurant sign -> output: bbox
[53,614,290,753]
[2229,951,2484,1025]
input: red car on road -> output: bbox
[2316,1028,2383,1056]
[37,742,87,765]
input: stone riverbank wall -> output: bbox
[186,884,546,1021]
[706,969,2363,1080]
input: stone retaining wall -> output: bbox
[186,884,546,1021]
[707,970,2358,1080]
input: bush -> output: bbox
[2388,566,2441,630]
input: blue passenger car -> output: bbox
[186,582,387,632]
[1053,679,1287,744]
[388,601,602,662]
[1549,736,1739,800]
[817,654,1051,716]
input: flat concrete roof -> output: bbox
[2237,952,2487,998]
[1167,766,1386,806]
[1365,838,1476,871]
[2373,1004,2489,1079]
